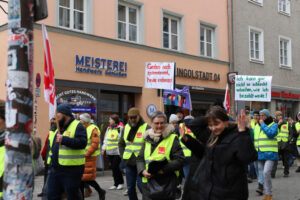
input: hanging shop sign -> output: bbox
[75,55,127,77]
[176,67,220,81]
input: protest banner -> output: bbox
[144,62,175,90]
[163,86,192,110]
[235,75,272,102]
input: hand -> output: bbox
[157,169,164,175]
[278,119,283,125]
[56,134,63,143]
[259,119,264,124]
[142,170,152,179]
[101,150,105,155]
[179,123,187,141]
[237,109,247,132]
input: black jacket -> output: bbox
[182,124,257,200]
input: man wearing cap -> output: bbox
[271,111,291,178]
[47,103,87,200]
[254,109,278,200]
[119,107,150,200]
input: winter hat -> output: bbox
[79,113,91,123]
[57,103,73,116]
[260,109,270,117]
[128,107,140,117]
[184,115,194,120]
[253,111,259,115]
[169,114,179,123]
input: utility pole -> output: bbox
[4,0,34,199]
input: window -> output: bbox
[248,0,263,5]
[118,3,139,42]
[278,0,291,15]
[200,26,214,57]
[58,0,86,32]
[249,27,264,62]
[163,15,179,50]
[279,36,292,67]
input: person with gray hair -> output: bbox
[137,110,184,200]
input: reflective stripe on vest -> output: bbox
[105,127,120,151]
[0,146,4,197]
[142,134,178,183]
[86,124,101,157]
[296,122,300,146]
[254,122,278,152]
[48,120,86,166]
[47,130,56,165]
[179,123,195,157]
[123,123,148,159]
[277,123,289,142]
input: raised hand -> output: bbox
[179,123,187,141]
[238,109,247,132]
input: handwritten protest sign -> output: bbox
[145,62,175,90]
[235,75,272,102]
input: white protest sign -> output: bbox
[235,75,272,102]
[145,62,175,90]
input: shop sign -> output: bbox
[271,91,300,99]
[235,75,272,102]
[75,55,127,77]
[176,67,220,81]
[145,62,175,90]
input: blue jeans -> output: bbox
[183,157,191,180]
[254,161,264,185]
[126,165,142,200]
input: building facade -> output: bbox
[0,0,230,144]
[232,0,300,118]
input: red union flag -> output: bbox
[223,83,231,114]
[42,24,56,120]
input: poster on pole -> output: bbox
[235,75,272,102]
[145,62,175,90]
[163,86,192,110]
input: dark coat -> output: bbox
[182,124,257,200]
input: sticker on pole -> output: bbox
[145,62,175,90]
[235,75,272,102]
[36,73,41,88]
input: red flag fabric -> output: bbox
[42,24,56,120]
[223,84,231,114]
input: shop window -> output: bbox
[118,2,139,42]
[58,0,89,32]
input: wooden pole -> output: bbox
[4,0,34,199]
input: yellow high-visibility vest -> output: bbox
[47,130,56,165]
[277,123,289,143]
[142,134,178,183]
[86,124,101,157]
[105,127,121,151]
[123,123,147,159]
[254,122,278,152]
[296,122,300,146]
[48,120,86,166]
[0,145,4,198]
[179,123,195,157]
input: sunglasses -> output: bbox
[129,116,137,119]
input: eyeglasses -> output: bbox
[129,116,137,119]
[153,122,165,125]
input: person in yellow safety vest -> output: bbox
[178,115,195,180]
[137,111,184,200]
[102,114,124,190]
[271,111,292,178]
[119,107,151,200]
[254,109,278,200]
[294,112,300,173]
[79,113,106,200]
[46,104,87,200]
[0,104,5,200]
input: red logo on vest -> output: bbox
[158,147,165,154]
[283,126,287,129]
[111,134,114,138]
[136,132,142,138]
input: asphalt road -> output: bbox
[33,164,300,200]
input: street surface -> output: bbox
[33,165,300,200]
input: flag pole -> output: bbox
[160,89,162,111]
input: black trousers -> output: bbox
[80,180,104,199]
[272,148,290,175]
[108,155,124,186]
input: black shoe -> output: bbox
[283,173,289,177]
[247,177,253,183]
[37,192,44,197]
[99,190,106,200]
[296,167,300,173]
[256,183,264,195]
[271,174,275,178]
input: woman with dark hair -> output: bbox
[102,114,125,190]
[181,106,257,200]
